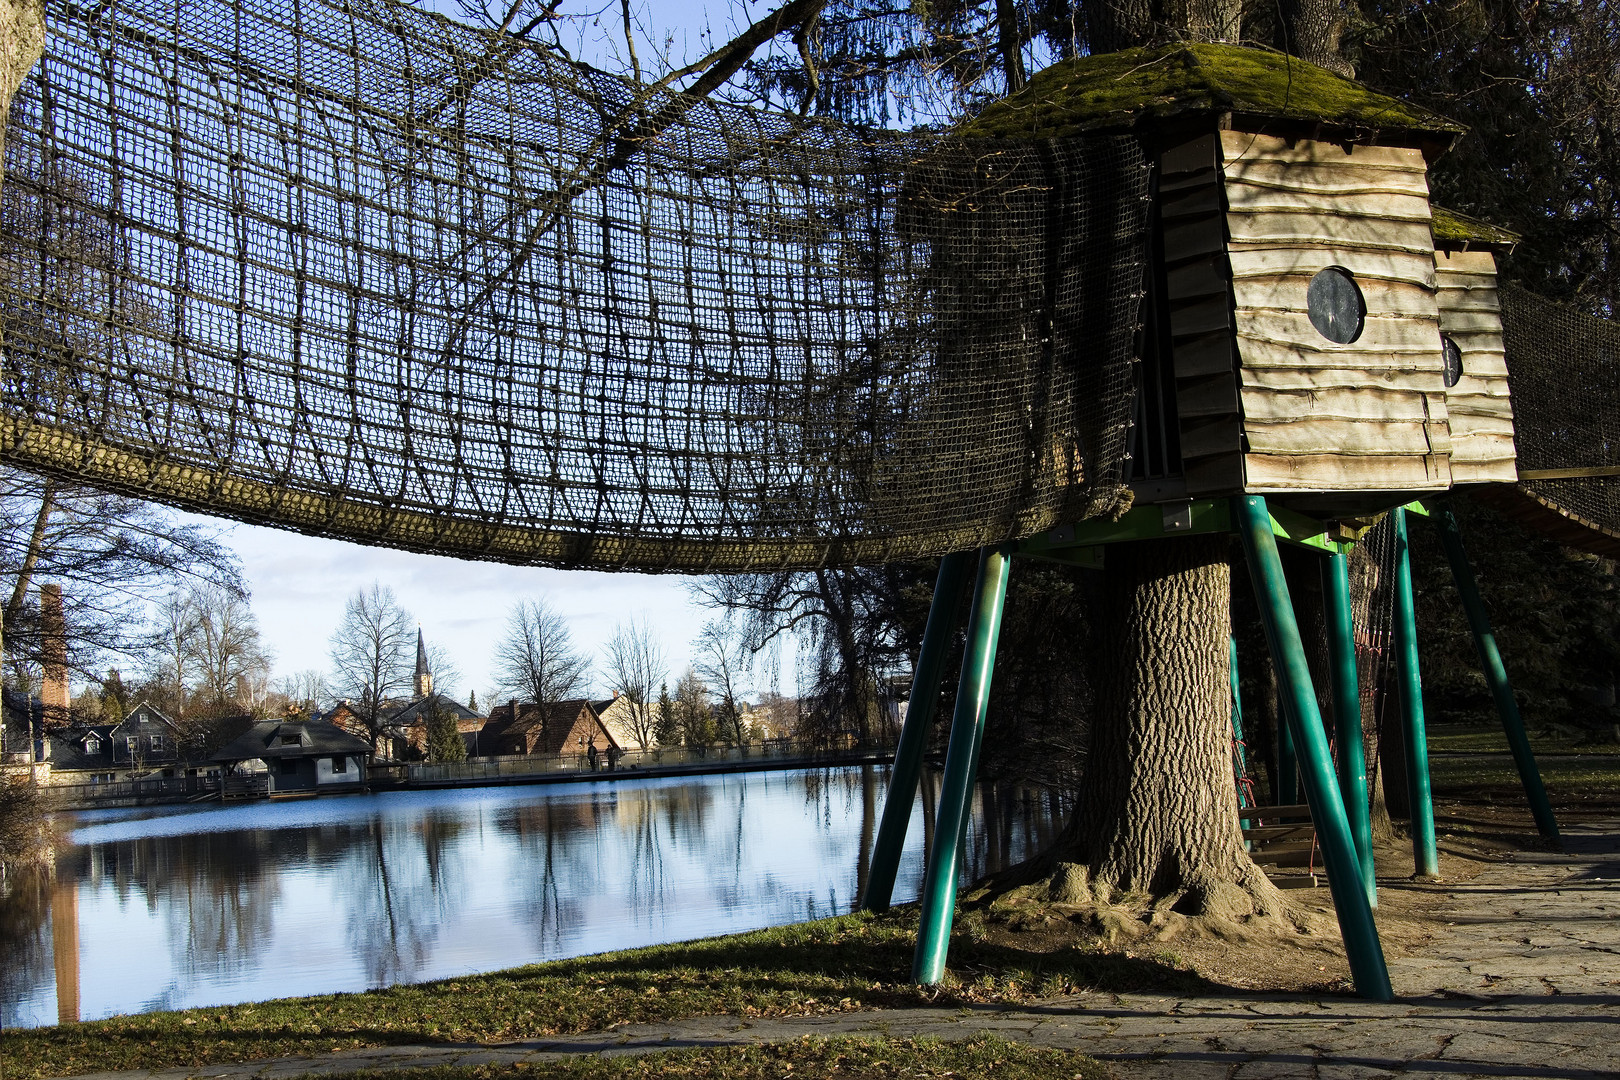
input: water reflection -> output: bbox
[3,766,1063,1028]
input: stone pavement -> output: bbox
[58,822,1620,1080]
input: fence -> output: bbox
[385,740,892,788]
[44,773,221,808]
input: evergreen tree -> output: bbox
[425,700,468,763]
[655,682,678,746]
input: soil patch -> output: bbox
[955,752,1617,997]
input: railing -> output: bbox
[393,740,892,787]
[46,773,223,806]
[222,774,270,799]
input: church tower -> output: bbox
[414,627,432,698]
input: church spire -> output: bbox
[414,626,433,698]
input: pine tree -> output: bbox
[425,701,467,763]
[655,682,678,746]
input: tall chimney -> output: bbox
[40,583,69,729]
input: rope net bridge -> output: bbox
[1483,286,1620,557]
[0,0,1150,572]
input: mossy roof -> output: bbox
[1431,205,1518,251]
[961,43,1465,142]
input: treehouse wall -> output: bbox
[1220,132,1454,495]
[1434,249,1517,484]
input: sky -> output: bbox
[170,1,776,706]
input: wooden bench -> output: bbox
[1240,803,1322,885]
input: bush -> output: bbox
[0,776,49,866]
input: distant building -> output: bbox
[592,693,655,751]
[211,719,371,796]
[482,699,619,758]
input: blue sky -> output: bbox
[189,1,777,705]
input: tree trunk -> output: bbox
[1087,0,1241,53]
[1061,535,1280,916]
[1279,0,1354,76]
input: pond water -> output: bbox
[0,766,1064,1028]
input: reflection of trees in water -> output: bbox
[341,813,471,987]
[496,799,604,953]
[76,830,286,1006]
[0,864,52,1025]
[610,787,670,927]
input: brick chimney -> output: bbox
[39,583,69,729]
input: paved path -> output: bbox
[61,822,1620,1080]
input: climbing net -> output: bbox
[0,0,1150,572]
[1498,286,1620,551]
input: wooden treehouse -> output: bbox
[872,44,1559,1005]
[964,43,1520,522]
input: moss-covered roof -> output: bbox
[1431,205,1518,251]
[961,43,1465,142]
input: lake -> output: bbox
[0,765,1064,1028]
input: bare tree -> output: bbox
[277,669,329,716]
[693,620,750,745]
[140,588,199,721]
[602,615,666,749]
[673,668,715,749]
[495,598,590,745]
[329,583,416,753]
[188,583,271,716]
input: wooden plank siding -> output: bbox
[1220,132,1453,493]
[1435,249,1518,484]
[1158,133,1245,496]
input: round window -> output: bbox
[1306,267,1365,344]
[1441,334,1464,387]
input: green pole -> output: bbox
[862,551,976,913]
[1433,507,1560,842]
[1321,550,1377,905]
[1392,507,1439,878]
[912,545,1011,986]
[1230,637,1253,836]
[1233,496,1393,1002]
[1277,701,1299,806]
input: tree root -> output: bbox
[964,857,1319,949]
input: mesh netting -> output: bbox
[0,0,1150,572]
[1496,285,1620,550]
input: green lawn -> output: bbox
[0,910,1193,1080]
[307,1036,1113,1080]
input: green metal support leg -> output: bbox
[1433,507,1560,842]
[863,551,977,913]
[1234,496,1393,1002]
[912,545,1011,986]
[1230,637,1253,839]
[1277,690,1299,805]
[1392,508,1439,878]
[1322,551,1377,906]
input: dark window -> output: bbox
[281,735,301,746]
[1307,267,1365,344]
[330,756,347,773]
[1441,334,1464,387]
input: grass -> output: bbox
[311,1036,1113,1080]
[0,909,1198,1080]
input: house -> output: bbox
[592,693,655,752]
[482,699,620,758]
[211,719,371,796]
[106,702,183,769]
[389,693,486,757]
[26,701,190,785]
[0,689,43,766]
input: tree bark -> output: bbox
[1063,535,1280,915]
[1087,0,1241,54]
[1278,0,1354,77]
